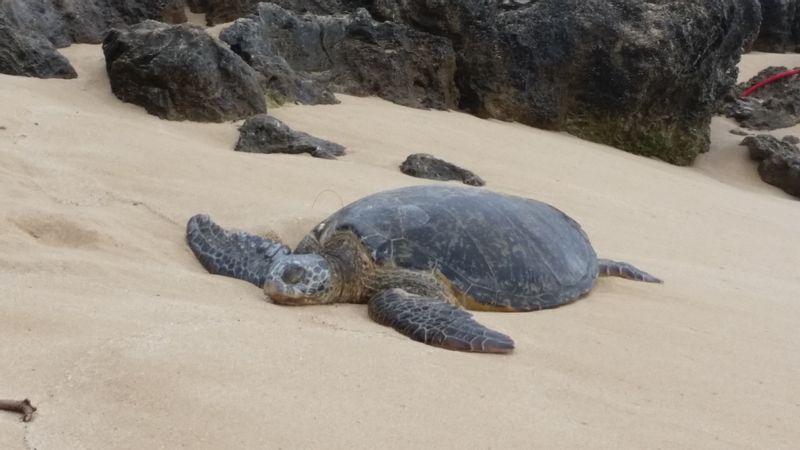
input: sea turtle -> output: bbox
[186,185,661,353]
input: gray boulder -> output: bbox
[720,66,800,130]
[204,0,370,25]
[267,0,370,14]
[103,20,266,122]
[371,0,760,166]
[60,0,188,44]
[753,0,800,52]
[204,0,260,25]
[0,23,77,79]
[0,0,71,48]
[741,134,800,198]
[400,153,485,186]
[235,114,346,159]
[219,15,338,106]
[0,0,188,47]
[221,4,458,110]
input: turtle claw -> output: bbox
[369,288,514,354]
[186,214,291,287]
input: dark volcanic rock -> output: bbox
[205,0,260,25]
[103,20,266,122]
[400,153,485,186]
[720,66,800,130]
[0,0,188,47]
[267,0,370,14]
[219,15,338,106]
[753,0,800,52]
[371,0,760,166]
[0,24,77,79]
[0,0,71,48]
[220,4,457,110]
[335,8,457,109]
[235,114,345,159]
[205,0,371,25]
[741,134,800,198]
[60,0,188,44]
[783,135,800,144]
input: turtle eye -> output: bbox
[281,264,306,284]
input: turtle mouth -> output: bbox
[264,285,315,306]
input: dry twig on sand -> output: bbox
[0,399,36,422]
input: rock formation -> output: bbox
[0,24,76,79]
[720,66,800,130]
[103,21,266,122]
[204,0,260,25]
[0,0,188,47]
[236,114,346,159]
[0,0,72,48]
[219,15,338,106]
[400,153,485,186]
[741,134,800,198]
[753,0,800,52]
[220,4,458,109]
[371,0,761,165]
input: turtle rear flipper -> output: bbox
[186,214,291,287]
[368,288,515,354]
[597,258,662,283]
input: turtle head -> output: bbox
[263,254,335,305]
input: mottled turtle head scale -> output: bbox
[263,254,336,305]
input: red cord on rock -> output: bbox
[741,69,800,97]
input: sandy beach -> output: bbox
[1,43,799,449]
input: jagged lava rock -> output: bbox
[0,0,71,48]
[267,0,370,14]
[221,4,457,110]
[61,0,188,44]
[235,114,345,159]
[0,0,188,46]
[741,134,800,198]
[720,66,800,130]
[103,20,266,122]
[753,0,800,52]
[0,24,76,79]
[204,0,369,24]
[371,0,760,165]
[204,0,259,25]
[219,16,338,105]
[400,153,485,186]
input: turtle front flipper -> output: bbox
[368,288,515,354]
[186,214,292,287]
[597,258,662,283]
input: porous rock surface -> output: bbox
[221,4,458,109]
[0,0,187,47]
[204,0,371,24]
[0,0,190,80]
[235,114,346,159]
[720,66,800,130]
[371,0,761,165]
[741,134,800,198]
[753,0,800,52]
[103,20,266,122]
[400,153,485,186]
[0,23,76,79]
[219,14,338,106]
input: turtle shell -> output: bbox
[304,185,598,311]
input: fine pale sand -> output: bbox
[1,44,799,450]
